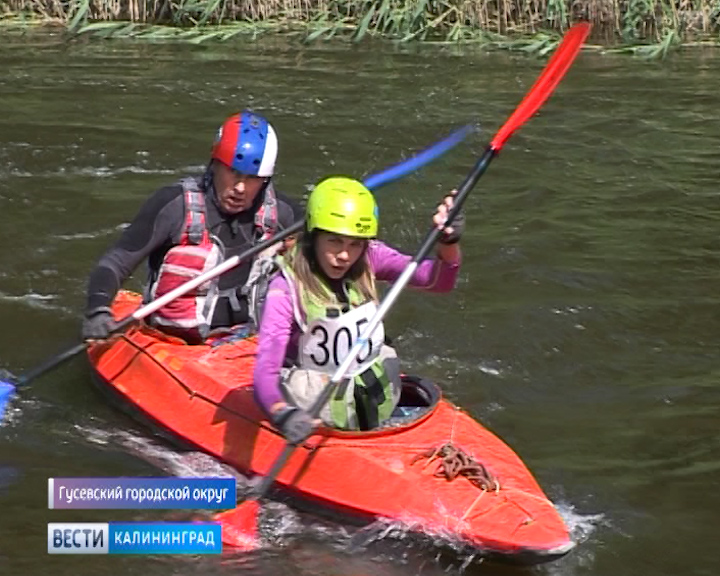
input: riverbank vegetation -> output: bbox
[2,0,719,56]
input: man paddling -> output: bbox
[82,110,302,344]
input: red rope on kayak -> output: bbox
[410,442,500,492]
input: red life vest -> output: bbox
[147,177,278,341]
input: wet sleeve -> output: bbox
[84,185,185,312]
[368,240,460,293]
[252,274,296,416]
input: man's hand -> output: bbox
[82,307,118,341]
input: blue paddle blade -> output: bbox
[363,123,478,191]
[0,381,15,421]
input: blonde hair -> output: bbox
[288,231,378,306]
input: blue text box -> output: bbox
[48,522,222,554]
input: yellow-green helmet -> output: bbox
[306,176,378,238]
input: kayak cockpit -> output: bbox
[317,375,442,438]
[382,374,441,429]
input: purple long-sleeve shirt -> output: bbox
[252,240,460,416]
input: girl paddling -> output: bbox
[252,176,463,443]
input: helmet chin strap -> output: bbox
[202,161,216,201]
[249,177,271,213]
[204,165,226,216]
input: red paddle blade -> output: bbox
[491,22,591,151]
[214,500,262,551]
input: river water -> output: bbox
[1,31,719,576]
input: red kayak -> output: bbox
[87,290,574,564]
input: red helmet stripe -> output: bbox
[212,113,240,168]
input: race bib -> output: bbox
[299,301,384,378]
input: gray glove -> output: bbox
[82,307,117,340]
[271,406,315,445]
[439,209,465,244]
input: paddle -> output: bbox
[217,21,591,550]
[0,124,475,422]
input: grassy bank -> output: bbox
[2,0,719,56]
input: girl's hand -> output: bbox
[433,190,464,244]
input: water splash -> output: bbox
[53,224,127,241]
[71,425,264,499]
[523,500,610,574]
[0,164,200,180]
[558,501,607,545]
[0,291,60,311]
[341,517,487,573]
[477,361,504,377]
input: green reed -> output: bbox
[2,0,719,55]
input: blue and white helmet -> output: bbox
[211,110,278,177]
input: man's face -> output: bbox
[212,161,267,214]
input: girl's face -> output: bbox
[314,231,367,279]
